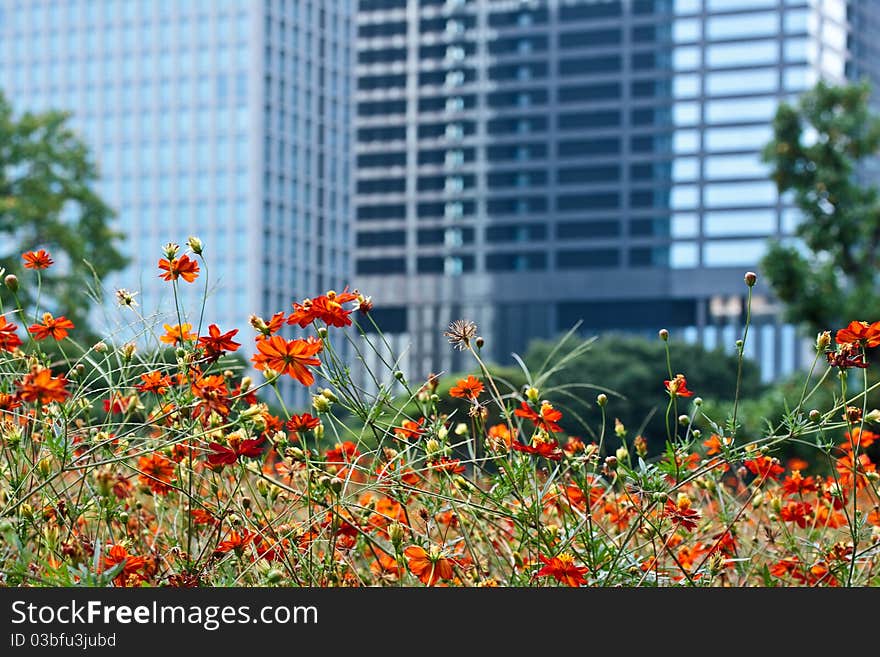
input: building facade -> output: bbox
[0,0,354,400]
[354,0,876,383]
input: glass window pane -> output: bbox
[707,68,777,95]
[707,12,779,40]
[704,209,776,235]
[704,239,767,266]
[705,181,777,207]
[707,40,778,67]
[706,97,778,123]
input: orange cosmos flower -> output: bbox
[160,323,195,345]
[835,320,880,348]
[251,335,323,386]
[207,434,266,467]
[157,253,200,283]
[22,249,54,269]
[137,452,176,495]
[515,400,563,433]
[664,373,694,398]
[403,545,454,586]
[16,367,70,404]
[136,371,173,395]
[512,436,563,460]
[487,422,513,451]
[103,544,150,587]
[663,494,701,532]
[744,455,784,481]
[779,501,813,528]
[394,417,425,441]
[288,288,359,328]
[429,456,465,474]
[287,412,321,434]
[535,553,588,587]
[28,313,74,341]
[197,324,241,361]
[214,530,257,556]
[449,375,484,399]
[781,469,818,497]
[0,315,23,352]
[703,434,732,456]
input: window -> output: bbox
[707,12,779,40]
[556,249,619,269]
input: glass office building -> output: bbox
[354,0,879,382]
[0,0,354,400]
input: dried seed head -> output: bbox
[444,319,478,350]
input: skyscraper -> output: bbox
[0,0,354,400]
[354,0,878,383]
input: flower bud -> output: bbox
[454,422,468,436]
[614,418,626,439]
[693,397,703,406]
[393,370,405,382]
[317,326,328,339]
[744,271,757,287]
[388,522,405,548]
[312,394,331,413]
[425,438,441,457]
[121,341,137,361]
[4,274,18,292]
[659,328,669,341]
[865,409,880,424]
[678,414,690,426]
[38,457,52,478]
[596,393,608,407]
[809,409,821,423]
[262,368,280,385]
[692,429,701,439]
[93,341,108,353]
[526,387,540,403]
[321,388,339,403]
[266,569,284,584]
[162,242,180,259]
[634,435,648,458]
[816,331,831,352]
[187,236,203,255]
[329,477,343,493]
[475,336,485,349]
[615,446,628,462]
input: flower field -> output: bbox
[1,241,879,587]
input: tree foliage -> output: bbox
[0,90,127,332]
[521,334,763,452]
[761,81,880,335]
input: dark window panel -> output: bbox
[556,221,621,239]
[356,258,406,275]
[559,29,622,49]
[557,299,697,331]
[556,193,620,211]
[557,165,620,185]
[357,152,406,168]
[486,223,547,242]
[356,230,406,247]
[357,204,406,221]
[486,252,547,271]
[362,307,408,334]
[556,249,620,269]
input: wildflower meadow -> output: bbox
[1,241,879,588]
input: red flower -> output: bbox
[512,437,563,461]
[136,371,172,395]
[325,441,360,464]
[214,530,257,556]
[22,249,54,270]
[449,375,484,399]
[535,553,588,587]
[103,394,128,414]
[103,544,150,586]
[158,254,200,283]
[288,289,359,328]
[28,313,74,341]
[0,315,23,352]
[207,434,266,467]
[137,452,176,495]
[664,373,694,398]
[197,324,241,360]
[394,417,425,441]
[779,501,813,528]
[287,412,321,434]
[429,457,465,474]
[826,344,868,369]
[744,455,784,481]
[404,545,454,586]
[16,368,70,404]
[514,401,563,433]
[835,320,880,348]
[251,335,323,386]
[664,495,701,532]
[781,470,818,497]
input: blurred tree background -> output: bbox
[0,90,127,336]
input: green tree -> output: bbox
[0,90,127,333]
[761,80,880,335]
